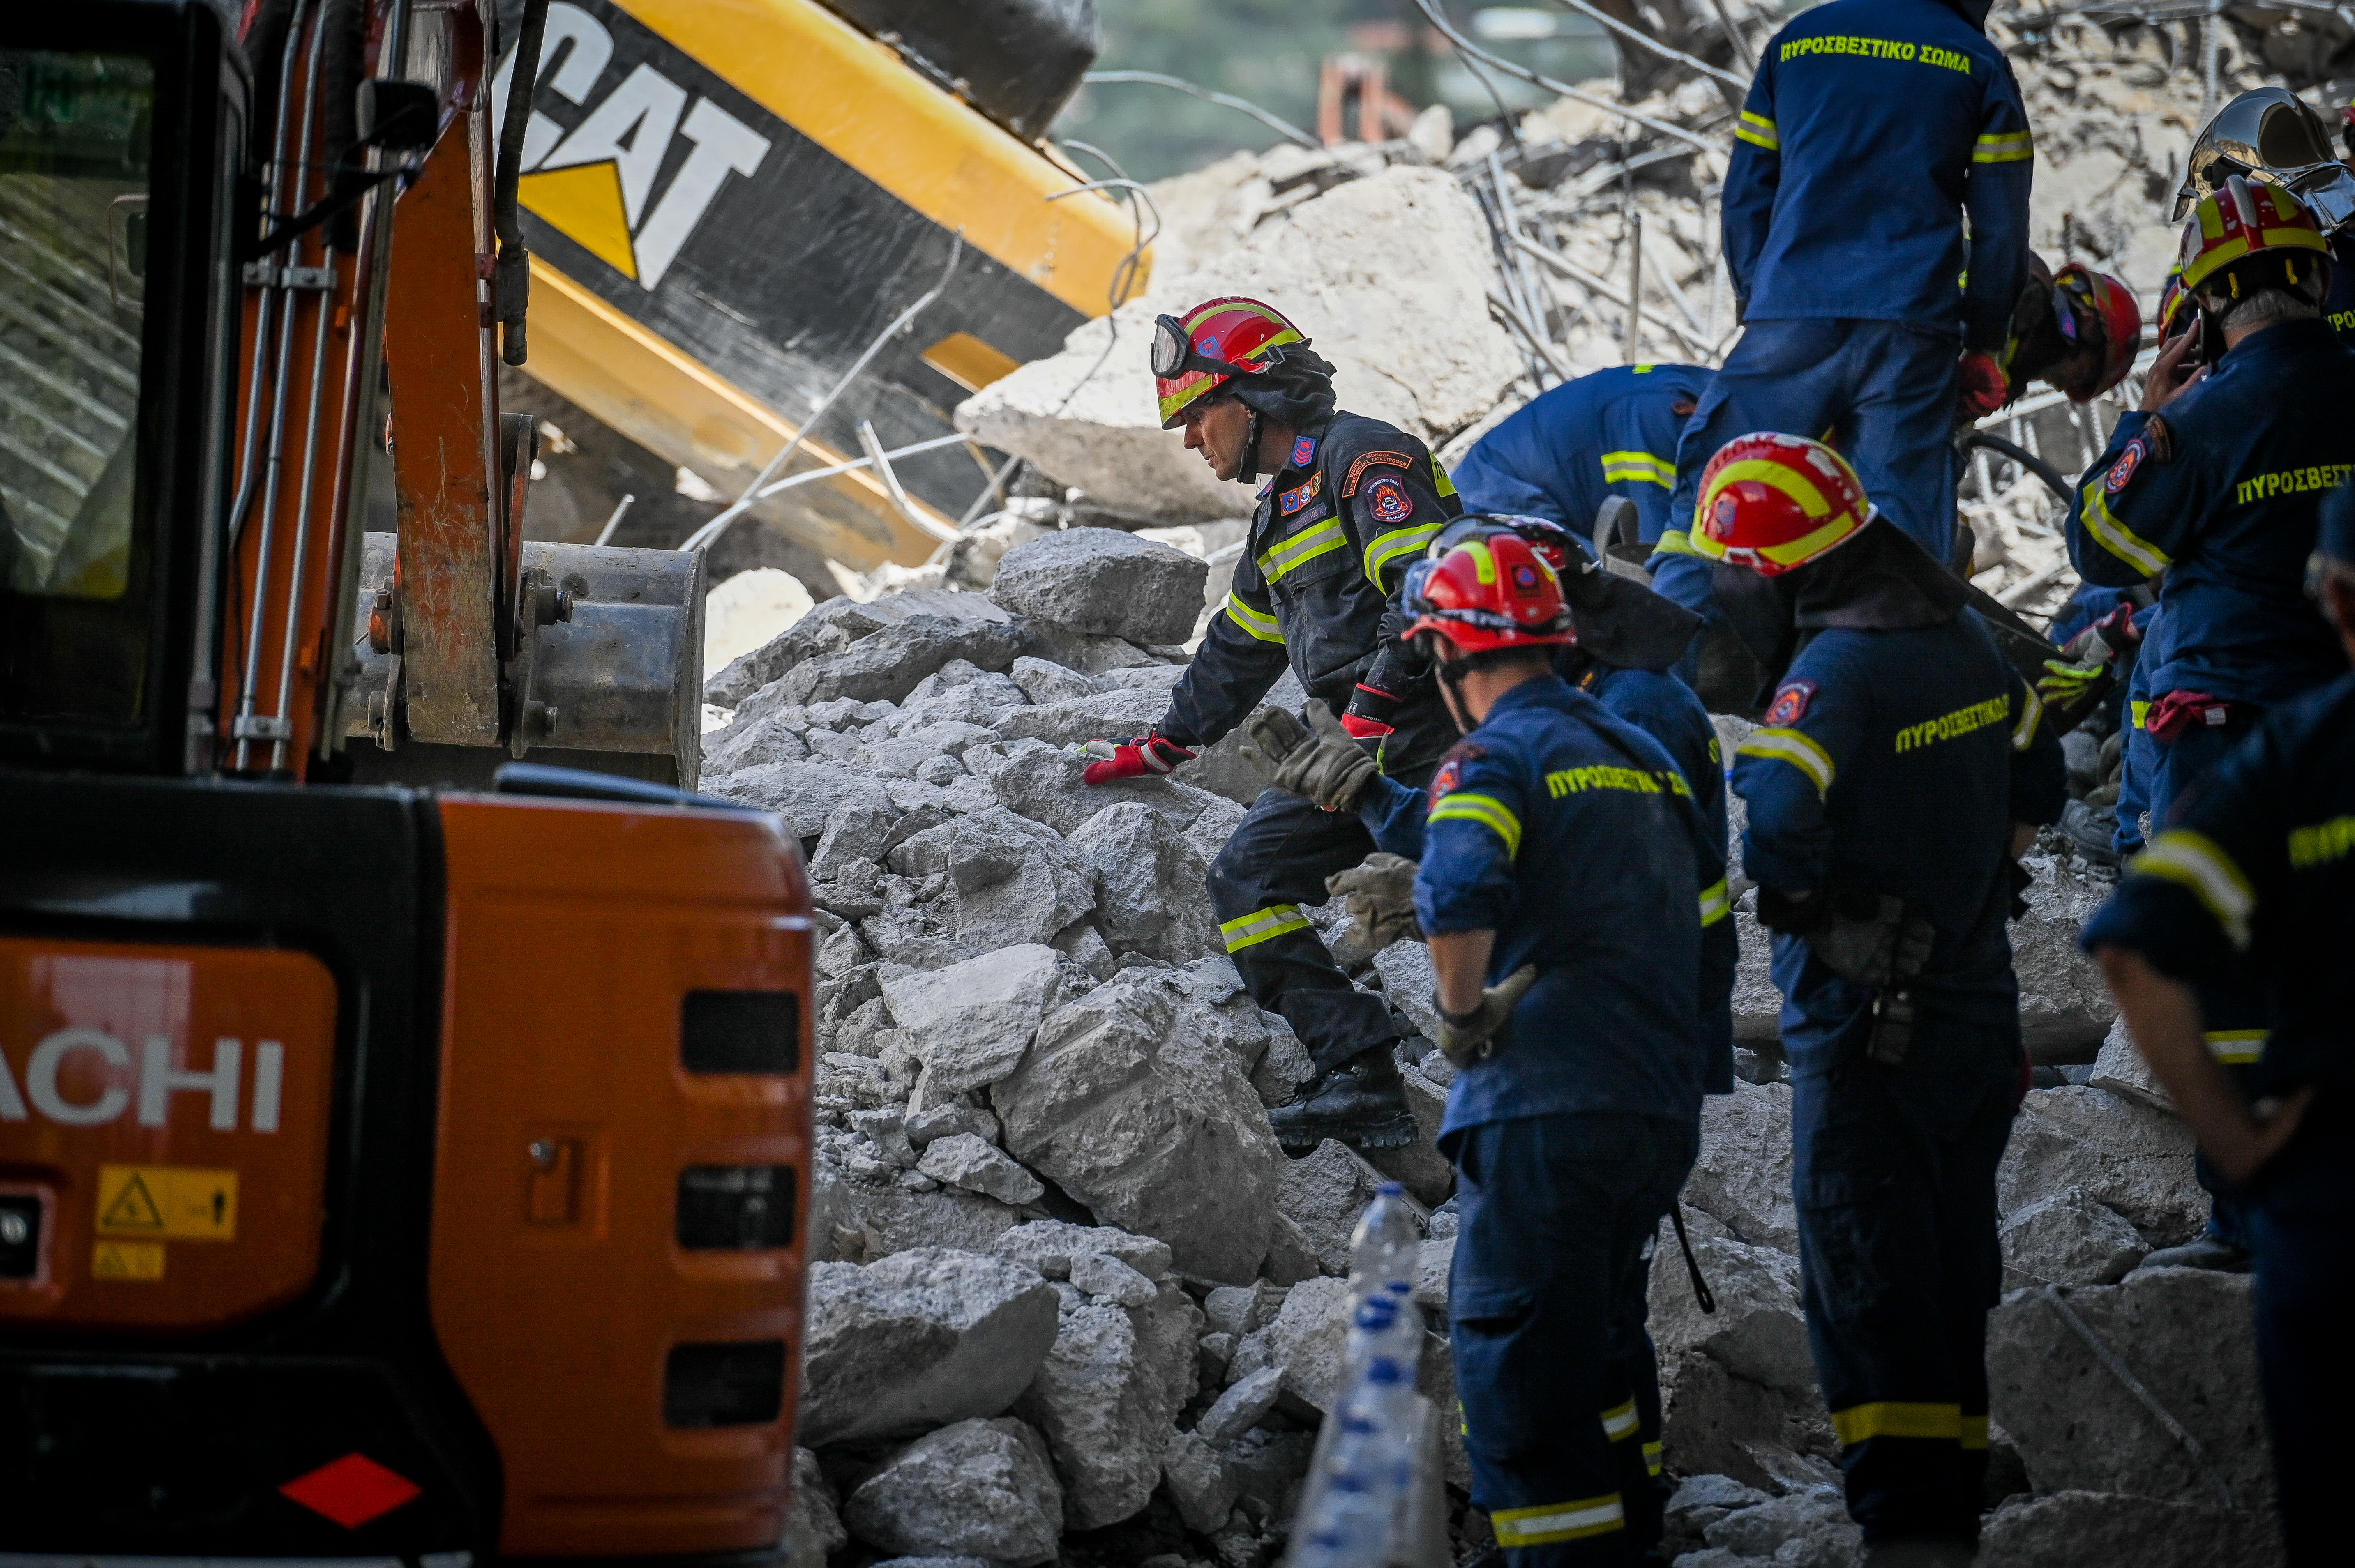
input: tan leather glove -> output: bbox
[1325,853,1423,964]
[1238,701,1379,813]
[1437,965,1539,1068]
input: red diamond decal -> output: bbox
[279,1451,422,1529]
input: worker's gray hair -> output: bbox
[2214,282,2321,330]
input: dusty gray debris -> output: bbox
[777,613,1019,709]
[994,685,1169,751]
[993,967,1283,1283]
[2009,854,2120,1057]
[1665,1473,1772,1546]
[1999,1185,2149,1292]
[1412,1234,1453,1316]
[1658,1346,1837,1496]
[879,944,1064,1096]
[989,1218,1175,1282]
[1010,654,1100,705]
[841,1416,1064,1568]
[1196,1363,1285,1447]
[1371,941,1440,1039]
[704,710,812,772]
[1160,1427,1242,1534]
[1014,1281,1204,1529]
[1700,1485,1860,1566]
[1068,801,1221,962]
[1649,1211,1815,1397]
[974,737,1221,840]
[905,1100,1002,1147]
[1227,1275,1354,1414]
[1683,1080,1799,1255]
[1260,1211,1324,1287]
[990,527,1211,646]
[706,594,889,708]
[1974,1488,2254,1568]
[1997,1086,2206,1246]
[1202,1280,1285,1338]
[1366,1054,1455,1208]
[2087,1015,2171,1113]
[702,758,897,841]
[919,1133,1047,1206]
[851,1107,920,1169]
[1070,1250,1159,1307]
[1988,1269,2276,1527]
[1277,1139,1416,1276]
[1728,910,1784,1043]
[798,1247,1061,1446]
[825,1178,1030,1261]
[782,1446,847,1568]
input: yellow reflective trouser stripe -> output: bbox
[2130,829,2256,949]
[1493,1494,1626,1545]
[2207,1029,2267,1064]
[1365,521,1442,585]
[1961,1415,1990,1451]
[1643,1439,1663,1478]
[2012,683,2044,750]
[1737,727,1837,795]
[1831,1401,1962,1445]
[1220,904,1312,953]
[1699,878,1731,927]
[1600,450,1675,487]
[1735,111,1778,150]
[1258,518,1347,584]
[2078,472,2173,576]
[1599,1398,1639,1440]
[1651,527,1700,557]
[1223,594,1284,644]
[1429,792,1523,859]
[1974,129,2034,163]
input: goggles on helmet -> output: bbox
[1400,556,1575,639]
[1150,313,1256,384]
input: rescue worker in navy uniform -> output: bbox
[1248,530,1721,1563]
[1661,0,2034,604]
[2066,177,2355,1269]
[2078,489,2355,1567]
[1241,518,1736,1546]
[2174,86,2355,350]
[1076,296,1462,1150]
[1695,434,2065,1568]
[1449,365,1710,570]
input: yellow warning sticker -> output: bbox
[95,1165,238,1241]
[91,1240,166,1280]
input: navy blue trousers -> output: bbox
[1665,318,1963,563]
[1792,1064,2016,1546]
[1449,1112,1697,1566]
[2249,1105,2355,1566]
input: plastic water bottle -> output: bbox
[1347,1182,1420,1303]
[1342,1288,1425,1386]
[1291,1360,1414,1568]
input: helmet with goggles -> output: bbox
[1402,532,1577,657]
[1153,297,1308,428]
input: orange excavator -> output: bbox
[0,0,813,1560]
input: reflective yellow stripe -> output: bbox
[1493,1494,1625,1546]
[1831,1401,1962,1445]
[1432,454,1458,498]
[1257,518,1347,584]
[1599,1398,1639,1440]
[2078,472,2173,576]
[2207,1029,2267,1065]
[1973,129,2034,163]
[1643,1439,1663,1477]
[1737,727,1836,796]
[2011,682,2044,751]
[1735,111,1779,151]
[1428,792,1522,859]
[1651,527,1699,557]
[1600,449,1676,488]
[1961,1415,1990,1451]
[1220,904,1312,953]
[1364,521,1442,586]
[1223,593,1284,644]
[2131,698,2150,730]
[2130,829,2256,949]
[1699,878,1731,928]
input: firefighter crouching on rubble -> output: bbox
[1658,0,2036,635]
[1239,518,1737,1551]
[2064,177,2355,1271]
[1075,296,1462,1151]
[1259,530,1719,1563]
[1697,434,2065,1568]
[2079,487,2355,1568]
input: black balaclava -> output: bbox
[1228,344,1338,486]
[1713,518,1966,698]
[1557,558,1704,672]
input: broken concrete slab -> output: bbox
[1997,1086,2206,1247]
[879,943,1065,1096]
[1998,1185,2148,1292]
[1160,1428,1241,1534]
[2087,1015,2172,1114]
[1974,1489,2256,1568]
[1014,1282,1203,1530]
[990,527,1210,646]
[1648,1213,1815,1397]
[798,1247,1061,1447]
[1227,1275,1354,1415]
[1070,1250,1158,1307]
[1700,1485,1860,1566]
[2010,854,2120,1058]
[1276,1139,1418,1277]
[1196,1364,1285,1448]
[841,1417,1064,1568]
[777,613,1019,709]
[1068,801,1221,963]
[783,1445,847,1568]
[919,1133,1047,1206]
[1684,1080,1799,1255]
[988,1218,1174,1282]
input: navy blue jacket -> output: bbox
[2067,317,2355,708]
[1450,364,1712,553]
[1731,613,2067,1077]
[2327,231,2355,348]
[2082,671,2355,1096]
[1725,0,2032,350]
[1160,411,1462,769]
[1359,676,1724,1137]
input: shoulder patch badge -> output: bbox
[2104,438,2146,495]
[1764,680,1817,727]
[1362,473,1414,524]
[1291,434,1317,469]
[1279,472,1323,516]
[1428,743,1483,806]
[1342,449,1414,497]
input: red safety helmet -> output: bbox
[1688,433,1874,577]
[2154,263,2193,342]
[2050,264,2143,401]
[2177,174,2331,302]
[1153,297,1307,428]
[1402,532,1576,656]
[1427,513,1582,574]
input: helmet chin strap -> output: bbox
[1238,410,1265,487]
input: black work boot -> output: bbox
[1267,1048,1417,1151]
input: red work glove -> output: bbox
[1076,730,1196,785]
[1341,681,1400,739]
[1956,349,2010,420]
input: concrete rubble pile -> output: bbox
[707,12,2311,1568]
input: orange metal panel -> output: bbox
[429,794,813,1556]
[0,937,337,1331]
